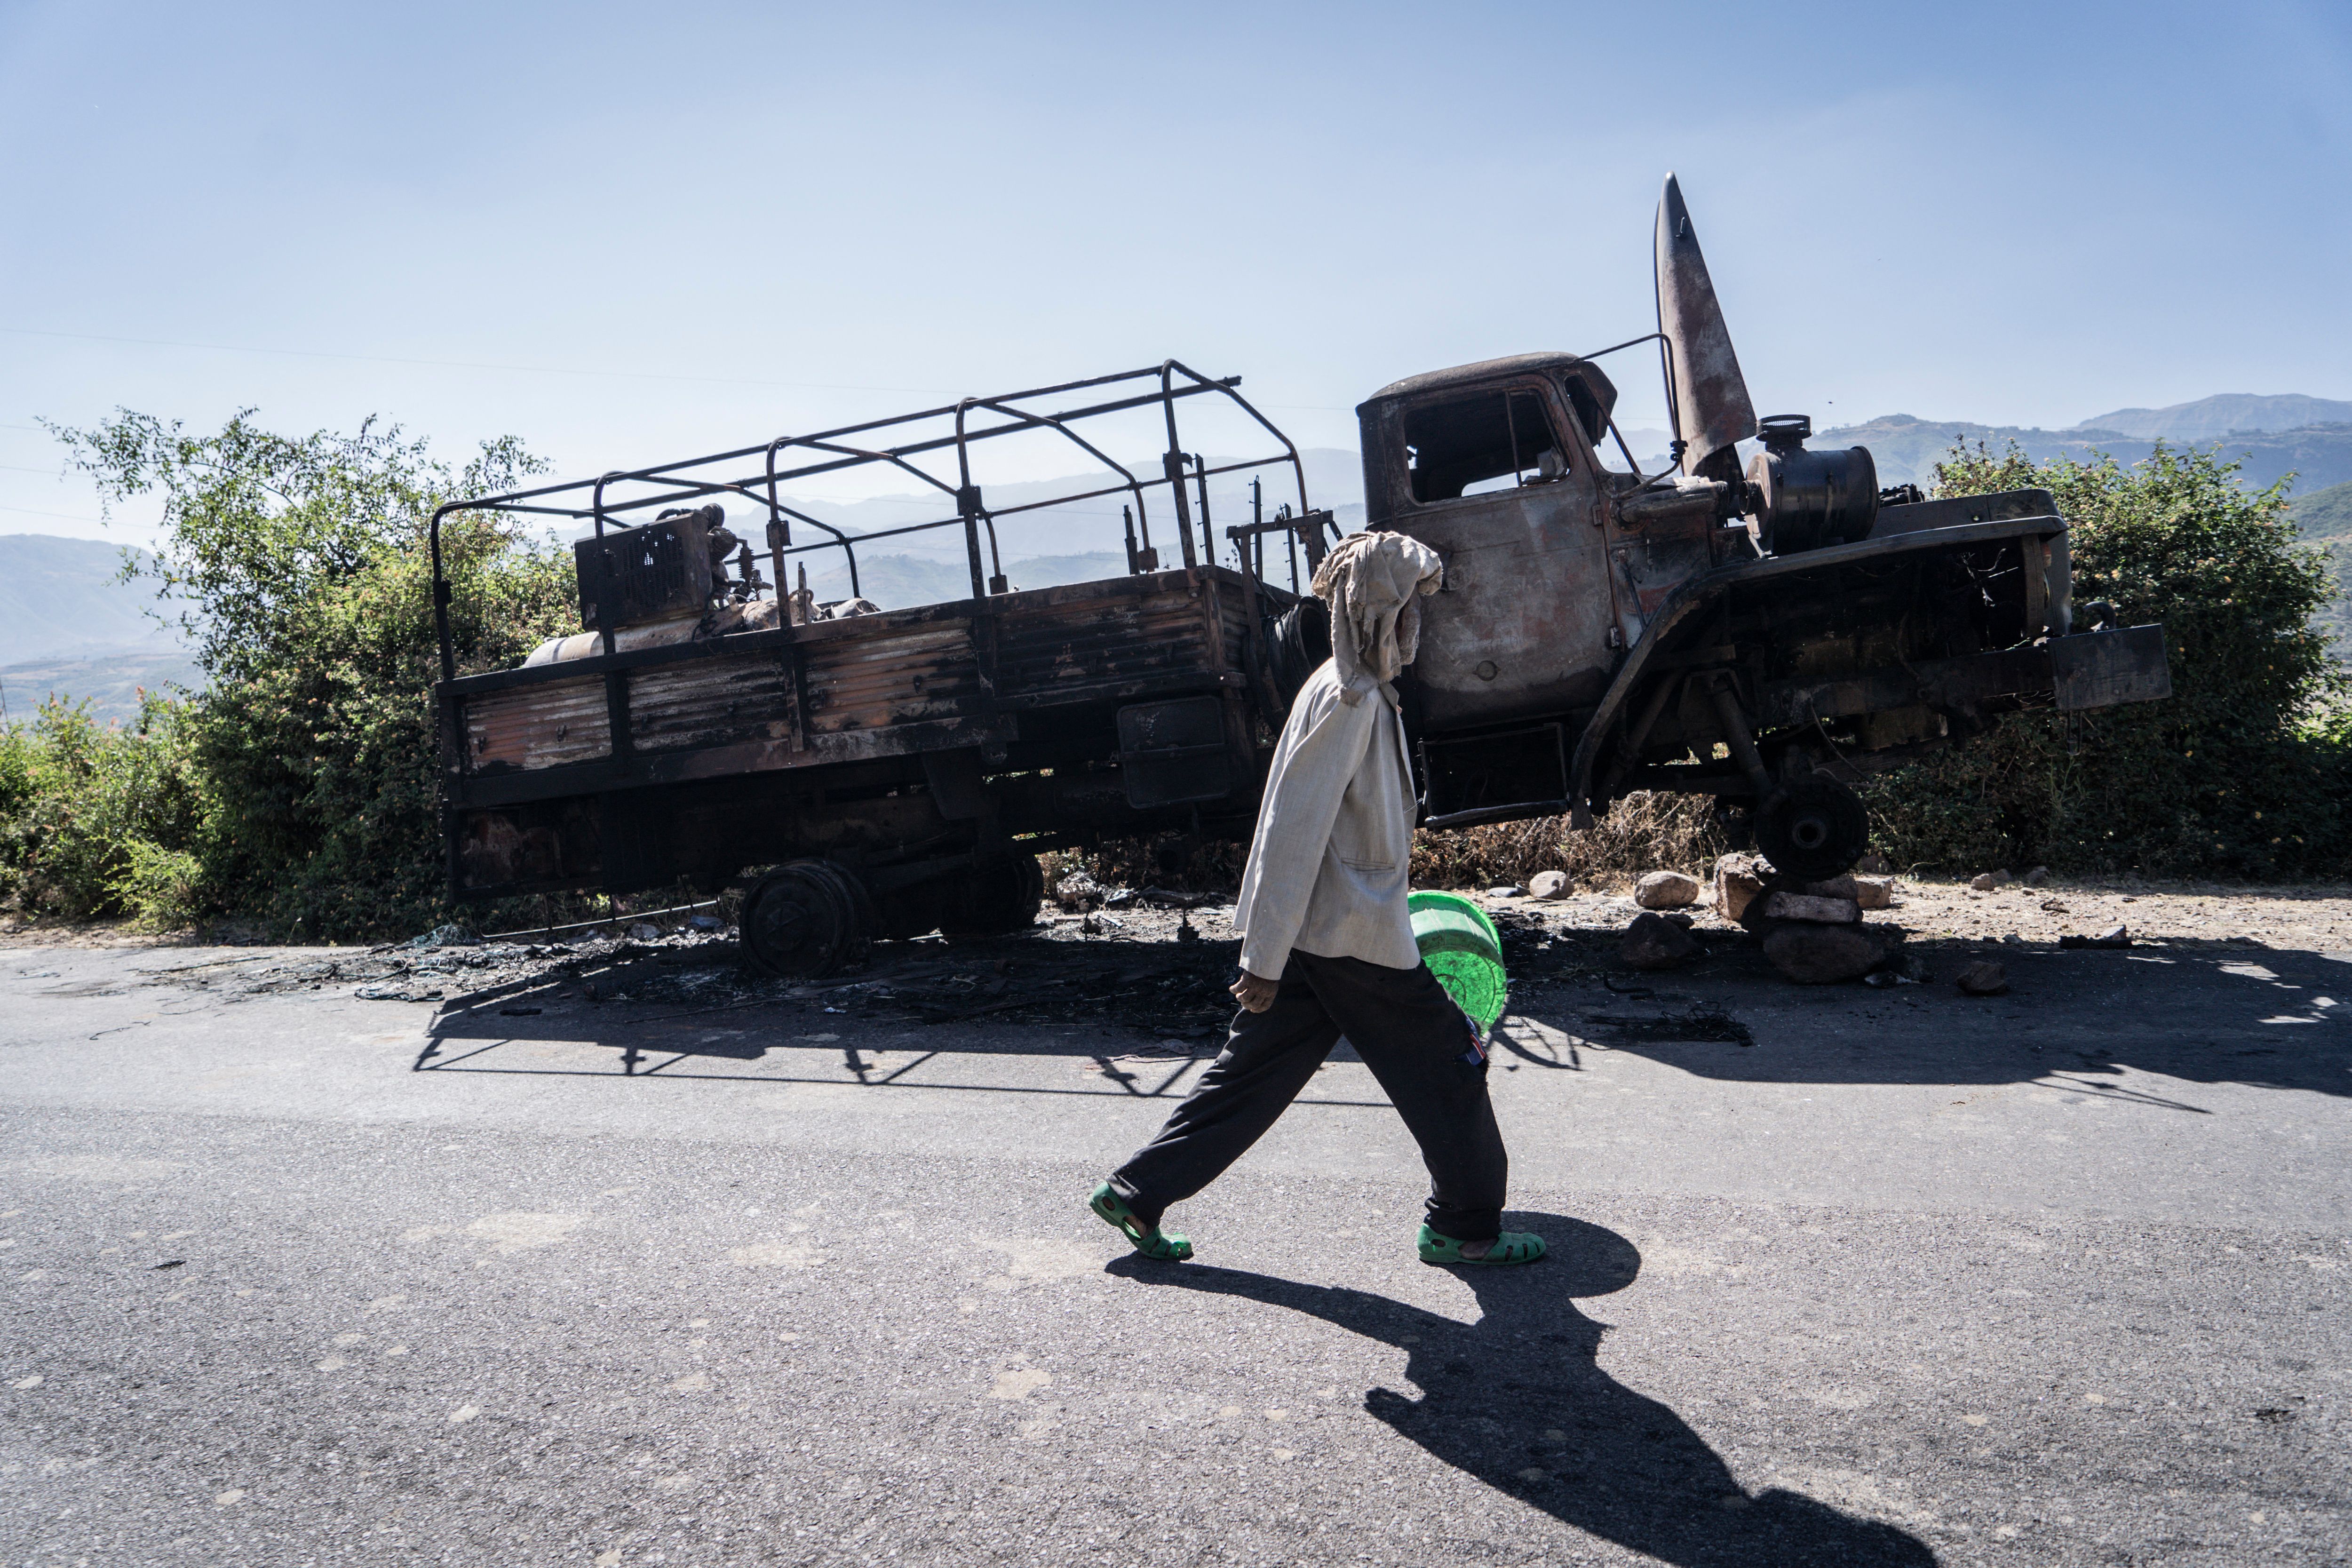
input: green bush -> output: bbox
[0,411,580,937]
[1868,442,2351,878]
[0,694,205,925]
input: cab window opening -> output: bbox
[1402,388,1567,504]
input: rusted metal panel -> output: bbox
[453,567,1250,821]
[1757,646,2050,730]
[801,622,978,734]
[628,656,795,752]
[638,715,1017,782]
[993,573,1227,698]
[1560,515,2077,823]
[466,678,612,771]
[1216,580,1251,669]
[2052,625,2172,711]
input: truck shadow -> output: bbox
[1107,1214,1936,1567]
[1498,937,2352,1101]
[404,931,2346,1106]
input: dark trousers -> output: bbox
[1109,949,1509,1241]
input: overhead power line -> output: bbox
[0,502,106,523]
[0,326,1352,413]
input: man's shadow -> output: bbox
[1110,1215,1934,1566]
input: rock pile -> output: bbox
[1714,852,1905,984]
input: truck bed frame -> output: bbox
[430,362,1335,960]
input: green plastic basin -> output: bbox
[1408,890,1508,1034]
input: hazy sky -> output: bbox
[3,0,2347,546]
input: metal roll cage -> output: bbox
[427,360,1311,683]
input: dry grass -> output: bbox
[1049,790,1722,898]
[1043,834,1248,896]
[1409,790,1724,892]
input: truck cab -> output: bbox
[1357,347,2168,877]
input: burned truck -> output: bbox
[430,175,2169,974]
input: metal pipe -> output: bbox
[1164,360,1311,518]
[1190,453,1214,565]
[589,473,624,656]
[766,440,860,601]
[428,501,466,684]
[421,362,1306,654]
[1250,477,1263,578]
[487,377,1249,527]
[954,401,986,602]
[1704,677,1774,798]
[1158,365,1198,569]
[968,398,1156,569]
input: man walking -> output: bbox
[1089,531,1545,1268]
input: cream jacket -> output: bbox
[1233,659,1422,977]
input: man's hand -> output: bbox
[1229,969,1279,1013]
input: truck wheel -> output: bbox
[1755,774,1869,882]
[741,860,874,977]
[938,854,1045,935]
[874,884,946,942]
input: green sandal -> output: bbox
[1090,1181,1193,1261]
[1418,1223,1547,1266]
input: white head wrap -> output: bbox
[1310,530,1445,701]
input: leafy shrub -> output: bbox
[0,411,580,937]
[0,695,205,925]
[1868,442,2351,878]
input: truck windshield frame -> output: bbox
[1400,382,1571,505]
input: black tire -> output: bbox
[1755,774,1870,882]
[938,854,1045,935]
[740,859,874,978]
[1265,599,1332,716]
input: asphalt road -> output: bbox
[2,922,2348,1566]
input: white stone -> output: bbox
[1714,855,1768,921]
[1634,870,1701,910]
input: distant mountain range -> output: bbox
[0,535,182,664]
[1615,397,2352,492]
[2291,478,2352,541]
[2070,394,2352,442]
[2286,478,2352,663]
[0,536,196,727]
[1813,413,2352,493]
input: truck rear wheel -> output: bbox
[741,859,874,978]
[938,854,1045,935]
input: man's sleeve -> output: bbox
[1235,691,1376,977]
